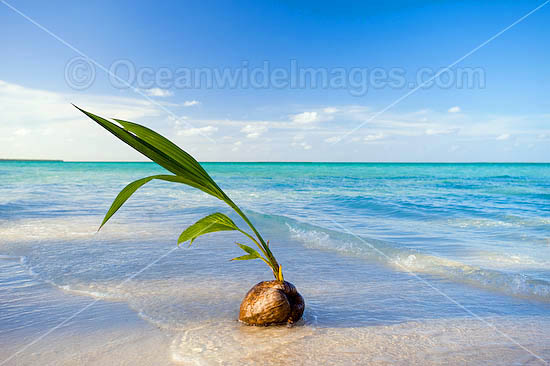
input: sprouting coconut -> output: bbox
[76,106,304,326]
[239,280,304,325]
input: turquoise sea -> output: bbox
[1,161,549,365]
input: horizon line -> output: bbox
[1,159,549,164]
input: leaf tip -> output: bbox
[72,103,85,114]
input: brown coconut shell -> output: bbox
[238,280,305,326]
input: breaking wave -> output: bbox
[281,217,550,302]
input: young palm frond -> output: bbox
[75,106,283,281]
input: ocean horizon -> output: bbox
[3,160,550,163]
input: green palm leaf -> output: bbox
[178,213,239,245]
[75,106,184,176]
[231,243,270,265]
[99,174,203,230]
[231,254,261,261]
[114,118,222,197]
[235,242,260,255]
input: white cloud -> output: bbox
[171,116,189,127]
[425,127,459,136]
[1,83,547,162]
[177,126,218,137]
[292,141,312,150]
[231,140,242,152]
[0,80,167,161]
[324,136,341,144]
[142,88,173,97]
[496,133,510,140]
[241,124,267,139]
[448,106,461,113]
[323,107,338,114]
[364,133,385,142]
[14,128,30,136]
[183,100,200,107]
[2,81,160,124]
[291,111,319,124]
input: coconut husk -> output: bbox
[238,280,305,326]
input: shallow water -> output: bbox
[1,161,549,365]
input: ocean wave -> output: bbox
[57,284,118,299]
[447,216,550,229]
[282,218,550,302]
[0,216,168,246]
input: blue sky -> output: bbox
[1,0,548,161]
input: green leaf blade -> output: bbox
[75,107,182,176]
[114,118,223,199]
[178,213,239,245]
[231,254,261,261]
[99,174,208,230]
[75,106,222,201]
[235,243,261,256]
